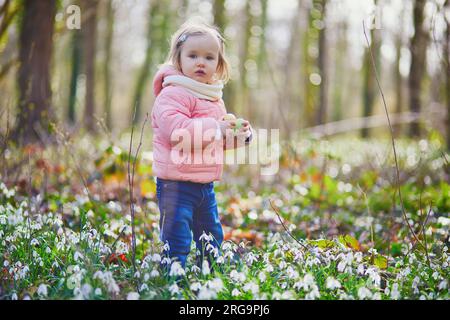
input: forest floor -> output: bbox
[0,129,449,300]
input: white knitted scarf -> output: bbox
[162,75,223,101]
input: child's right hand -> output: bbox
[218,119,234,136]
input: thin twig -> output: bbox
[269,199,309,250]
[127,104,149,279]
[363,21,425,250]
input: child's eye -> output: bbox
[207,56,214,60]
[189,54,197,59]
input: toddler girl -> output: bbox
[151,20,253,268]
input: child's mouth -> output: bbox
[195,71,205,76]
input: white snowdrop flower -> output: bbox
[230,270,246,283]
[199,232,211,242]
[222,242,232,251]
[140,283,149,292]
[272,291,282,300]
[224,250,234,260]
[325,277,341,290]
[150,269,160,278]
[303,273,315,287]
[337,260,347,273]
[94,288,102,296]
[373,292,382,300]
[11,292,18,300]
[191,265,201,274]
[432,272,439,280]
[206,243,215,252]
[294,251,304,262]
[169,283,179,295]
[286,266,299,280]
[81,284,92,298]
[202,260,210,276]
[198,287,217,300]
[127,292,140,300]
[190,282,202,292]
[243,281,259,295]
[161,257,171,265]
[37,284,48,297]
[3,260,9,267]
[93,271,104,281]
[73,251,83,262]
[23,295,31,300]
[134,271,141,278]
[246,252,259,265]
[163,242,170,252]
[293,280,304,291]
[30,238,39,246]
[390,283,401,300]
[282,290,295,300]
[366,268,381,287]
[305,285,320,300]
[357,264,365,275]
[419,295,426,300]
[143,273,150,281]
[169,262,186,277]
[258,271,267,283]
[208,278,224,292]
[357,287,372,300]
[216,256,224,264]
[278,260,287,270]
[45,247,51,254]
[151,253,161,263]
[140,261,149,269]
[231,288,240,297]
[438,280,448,290]
[384,287,390,295]
[265,264,274,273]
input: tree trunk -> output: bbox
[332,20,348,122]
[316,0,328,126]
[103,0,114,130]
[237,0,252,119]
[445,0,450,150]
[130,0,158,125]
[408,0,428,137]
[82,0,98,133]
[361,23,381,138]
[68,29,82,125]
[393,22,404,137]
[213,0,235,113]
[14,0,56,145]
[302,2,315,127]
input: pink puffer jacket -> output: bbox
[151,65,245,183]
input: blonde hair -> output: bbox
[162,19,231,84]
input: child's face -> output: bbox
[179,33,220,84]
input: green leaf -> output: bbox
[338,234,361,251]
[373,255,388,269]
[309,239,335,249]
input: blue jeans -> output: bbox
[156,178,224,268]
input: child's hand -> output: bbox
[232,118,251,138]
[218,119,235,136]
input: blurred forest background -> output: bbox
[0,0,449,147]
